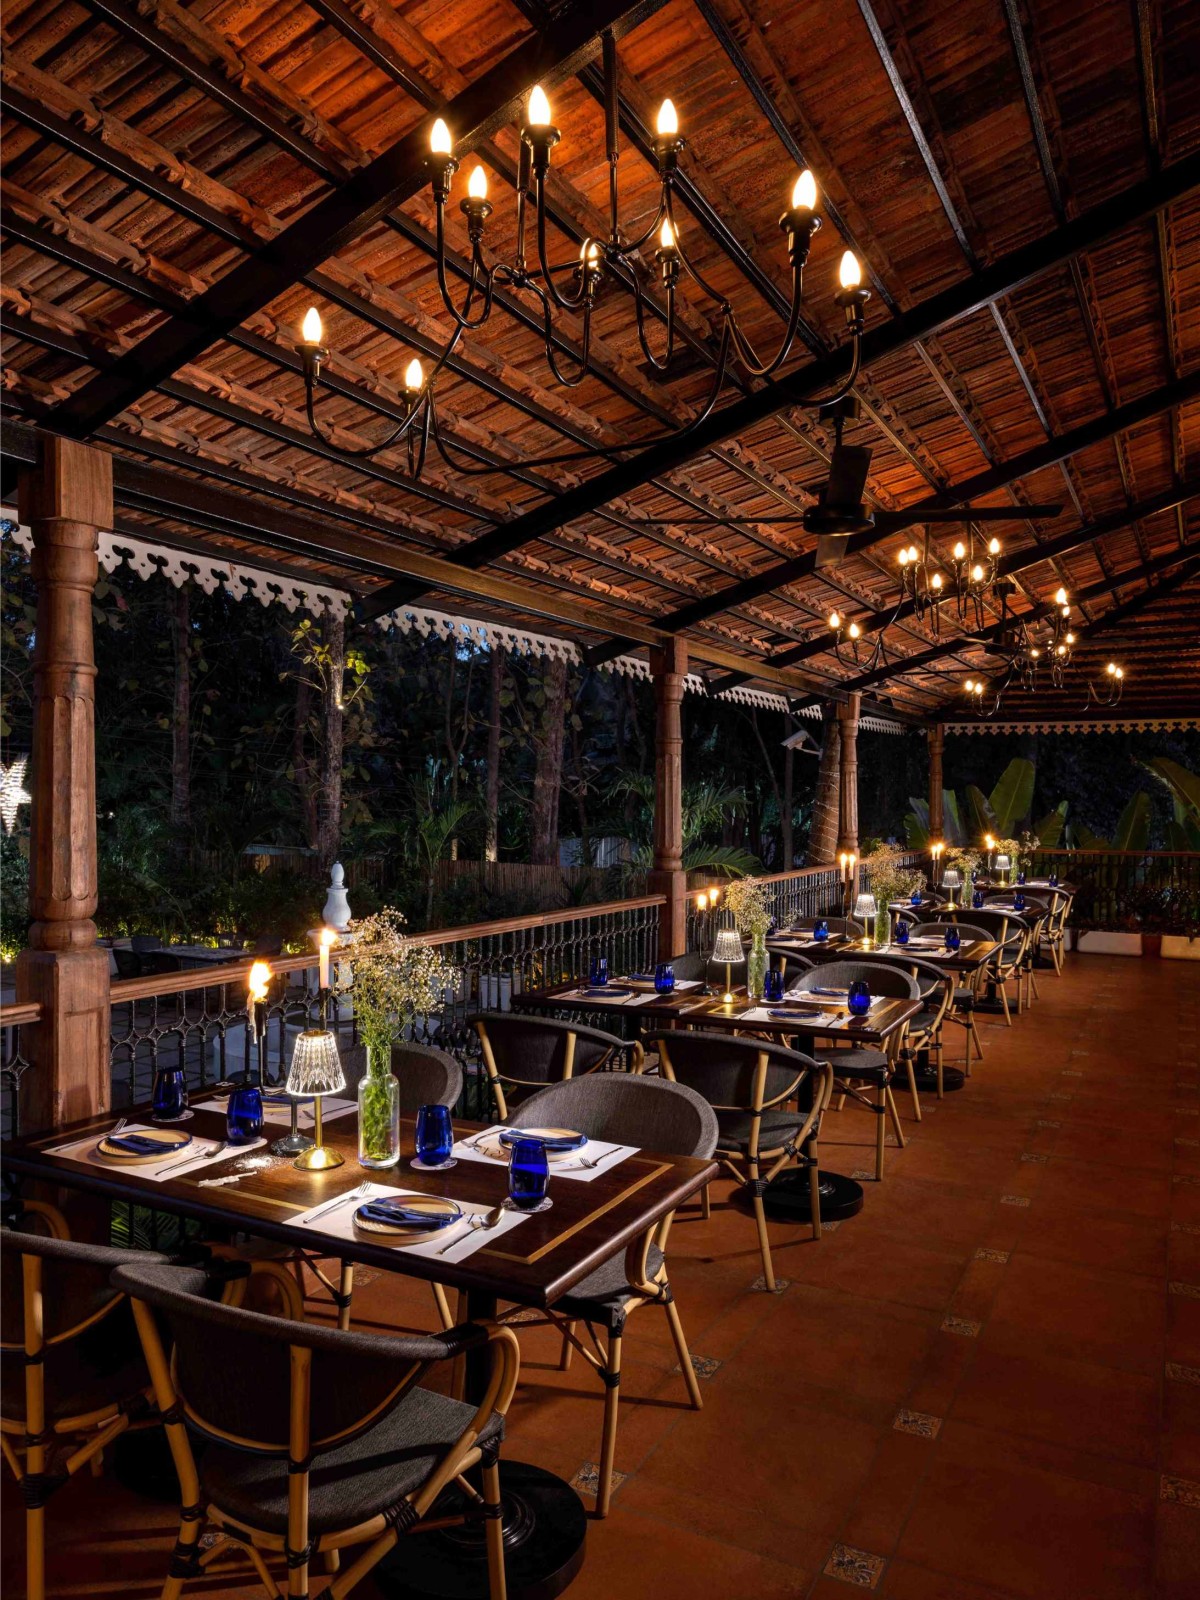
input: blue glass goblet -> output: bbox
[654,962,676,994]
[589,956,609,987]
[896,920,910,946]
[226,1083,263,1145]
[507,1138,551,1212]
[764,966,785,1003]
[415,1103,454,1168]
[847,979,871,1018]
[944,926,961,952]
[813,919,829,942]
[1049,872,1059,888]
[910,890,922,906]
[151,1065,188,1123]
[972,889,985,909]
[1017,870,1027,886]
[1013,893,1026,913]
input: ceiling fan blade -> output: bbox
[814,533,849,569]
[825,444,872,509]
[874,502,1063,529]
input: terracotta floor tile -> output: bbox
[986,1255,1166,1376]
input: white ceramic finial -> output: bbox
[322,862,352,930]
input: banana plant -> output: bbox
[1142,757,1200,850]
[1071,791,1151,852]
[903,789,967,847]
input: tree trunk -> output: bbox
[530,654,568,866]
[317,606,345,870]
[294,675,318,851]
[484,645,504,863]
[170,583,191,835]
[782,722,795,869]
[807,703,841,864]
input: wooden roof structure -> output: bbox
[2,0,1198,724]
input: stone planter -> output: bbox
[1163,935,1200,962]
[1074,931,1144,957]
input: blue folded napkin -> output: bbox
[808,986,848,997]
[627,973,655,983]
[106,1132,187,1156]
[499,1128,587,1152]
[355,1200,460,1230]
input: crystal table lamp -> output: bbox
[712,927,745,1004]
[942,868,961,908]
[287,1029,346,1171]
[994,853,1011,884]
[853,892,878,944]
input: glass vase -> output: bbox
[875,906,891,948]
[358,1047,401,1168]
[746,930,768,1000]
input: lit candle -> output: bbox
[695,892,708,913]
[319,928,335,991]
[248,960,271,1009]
[708,886,720,907]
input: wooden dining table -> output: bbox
[3,1102,717,1600]
[518,977,922,1225]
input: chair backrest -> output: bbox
[665,951,707,983]
[791,959,919,1000]
[340,1040,463,1112]
[111,1259,465,1457]
[511,1074,718,1159]
[854,953,953,1021]
[650,1029,817,1114]
[112,947,142,979]
[765,946,814,985]
[471,1013,627,1120]
[915,918,992,944]
[130,934,162,953]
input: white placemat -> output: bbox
[42,1124,267,1181]
[450,1126,638,1183]
[786,989,884,1010]
[193,1096,356,1131]
[560,983,699,1006]
[284,1182,528,1263]
[738,1007,842,1027]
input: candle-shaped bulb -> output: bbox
[405,358,424,392]
[953,541,966,561]
[430,117,452,155]
[659,216,676,250]
[829,610,841,630]
[988,537,1001,555]
[838,250,862,289]
[898,547,910,566]
[964,678,975,692]
[931,572,943,590]
[468,164,488,199]
[1106,662,1117,676]
[656,98,678,136]
[527,84,551,126]
[1056,644,1066,656]
[695,892,707,912]
[301,306,323,345]
[1115,667,1124,680]
[791,168,817,211]
[971,563,985,582]
[580,239,601,264]
[1066,632,1075,644]
[848,621,861,639]
[1054,585,1068,605]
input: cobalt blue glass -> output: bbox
[508,1138,550,1211]
[1017,870,1027,885]
[972,889,985,909]
[226,1083,263,1144]
[813,919,829,942]
[944,926,961,951]
[654,962,676,994]
[910,890,922,905]
[847,979,871,1017]
[151,1065,187,1123]
[1049,872,1059,888]
[589,955,609,987]
[764,966,784,1002]
[416,1103,454,1167]
[896,920,910,946]
[1013,893,1026,912]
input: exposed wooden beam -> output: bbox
[41,0,669,440]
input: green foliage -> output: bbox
[965,784,997,839]
[988,758,1036,834]
[1112,791,1152,852]
[1033,802,1068,849]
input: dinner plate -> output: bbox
[476,1130,585,1165]
[353,1194,462,1239]
[97,1127,192,1163]
[499,1126,588,1153]
[578,985,633,998]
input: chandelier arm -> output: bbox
[534,178,596,314]
[434,202,495,330]
[725,256,807,379]
[633,272,676,372]
[407,401,431,480]
[303,375,415,460]
[539,285,593,389]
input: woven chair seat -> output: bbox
[715,1108,812,1152]
[822,1045,888,1080]
[201,1387,504,1536]
[558,1244,666,1325]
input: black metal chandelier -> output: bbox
[293,34,871,479]
[958,581,1122,717]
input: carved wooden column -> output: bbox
[15,436,112,1132]
[647,639,687,960]
[928,723,945,840]
[837,693,861,897]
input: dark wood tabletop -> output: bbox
[768,933,998,975]
[2,1107,717,1312]
[520,978,923,1047]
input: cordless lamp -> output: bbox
[288,1030,346,1172]
[711,927,745,1005]
[853,892,878,946]
[995,852,1012,885]
[942,867,962,909]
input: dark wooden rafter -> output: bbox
[41,0,673,439]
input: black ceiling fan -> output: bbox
[803,398,1063,568]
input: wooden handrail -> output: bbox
[0,1002,43,1028]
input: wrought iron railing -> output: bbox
[0,1003,38,1142]
[1027,849,1200,936]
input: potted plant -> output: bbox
[722,877,773,999]
[341,908,457,1168]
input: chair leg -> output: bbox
[970,1014,985,1061]
[905,1056,922,1121]
[663,1298,703,1410]
[750,1186,777,1290]
[808,1154,822,1242]
[26,1503,45,1600]
[559,1321,577,1371]
[935,1035,944,1100]
[323,1549,342,1574]
[836,1092,847,1112]
[337,1260,354,1331]
[885,1086,906,1149]
[875,1082,887,1180]
[999,982,1012,1026]
[597,1332,623,1518]
[482,1455,507,1600]
[162,1513,207,1600]
[700,1183,711,1221]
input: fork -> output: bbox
[110,1116,129,1137]
[437,1205,504,1256]
[302,1181,370,1226]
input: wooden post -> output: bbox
[648,640,687,960]
[837,693,861,900]
[928,723,945,840]
[15,436,112,1132]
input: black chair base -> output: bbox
[755,1168,865,1223]
[376,1460,587,1600]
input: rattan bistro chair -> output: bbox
[914,918,991,1071]
[470,1013,643,1122]
[853,953,954,1104]
[495,1075,717,1517]
[789,960,919,1178]
[113,1257,520,1600]
[1,1206,175,1600]
[650,1031,834,1292]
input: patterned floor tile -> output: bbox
[941,1315,982,1338]
[749,1274,792,1293]
[570,1461,626,1499]
[823,1543,887,1589]
[1161,1475,1200,1508]
[974,1247,1010,1264]
[893,1408,942,1438]
[851,1169,875,1180]
[1020,1152,1048,1164]
[1166,1362,1200,1384]
[672,1354,722,1379]
[1169,1282,1200,1299]
[1000,1195,1031,1207]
